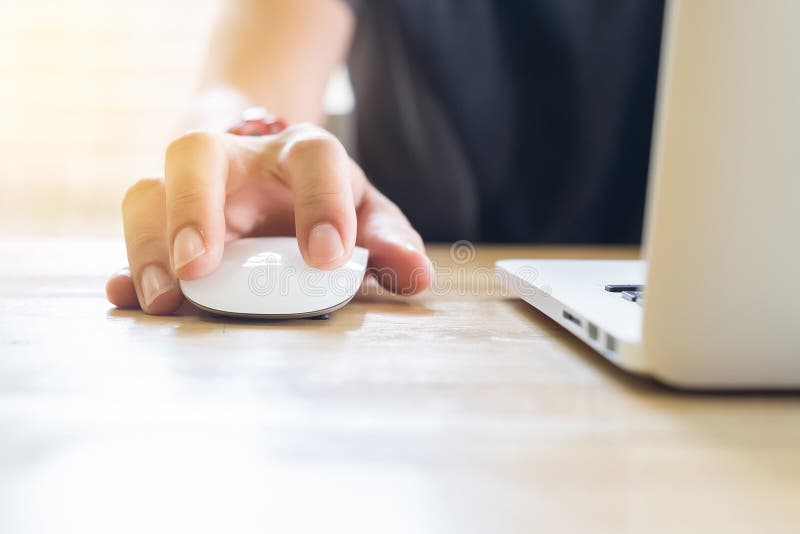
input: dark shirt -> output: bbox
[345,0,665,243]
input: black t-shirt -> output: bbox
[345,0,665,243]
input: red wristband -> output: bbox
[227,107,288,136]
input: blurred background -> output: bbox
[0,0,353,235]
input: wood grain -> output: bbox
[0,238,798,534]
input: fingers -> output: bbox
[120,178,185,314]
[112,121,429,322]
[275,125,362,269]
[164,131,229,280]
[274,124,430,291]
[105,267,138,309]
[356,185,433,295]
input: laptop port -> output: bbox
[562,310,582,327]
[587,322,599,341]
[606,334,617,353]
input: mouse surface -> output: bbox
[180,237,369,319]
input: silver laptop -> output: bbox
[496,0,800,389]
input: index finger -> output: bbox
[164,131,229,280]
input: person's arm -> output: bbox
[105,0,433,315]
[180,0,354,131]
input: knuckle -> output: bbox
[168,187,206,212]
[283,122,326,138]
[126,230,165,252]
[166,130,221,161]
[297,190,349,211]
[122,178,163,211]
[281,126,344,165]
[288,136,342,162]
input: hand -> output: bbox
[105,124,433,314]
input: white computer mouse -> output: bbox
[180,237,369,319]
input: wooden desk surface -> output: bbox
[1,237,798,534]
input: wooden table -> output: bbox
[1,237,798,534]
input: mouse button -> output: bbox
[321,266,365,300]
[239,251,284,268]
[348,246,370,270]
[222,239,278,264]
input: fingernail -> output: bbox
[308,222,345,265]
[173,226,207,270]
[141,264,176,308]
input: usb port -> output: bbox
[587,322,599,341]
[562,310,582,327]
[606,334,617,353]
